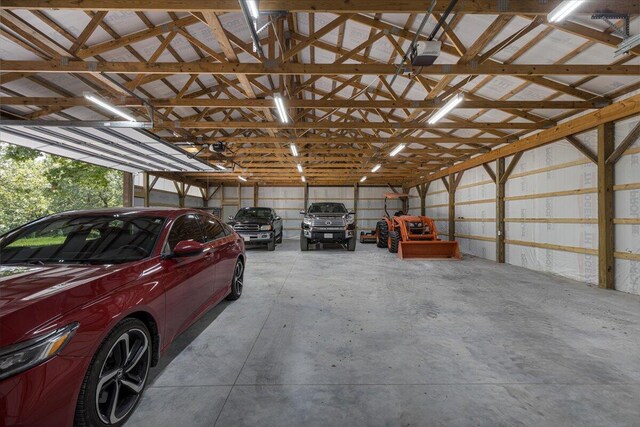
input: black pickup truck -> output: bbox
[227,207,283,251]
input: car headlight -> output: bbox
[344,215,355,225]
[303,218,312,225]
[260,225,272,231]
[0,322,79,380]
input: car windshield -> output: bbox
[308,203,348,214]
[235,208,272,219]
[0,215,166,265]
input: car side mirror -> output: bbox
[228,215,234,220]
[299,210,306,215]
[275,216,281,221]
[172,240,206,258]
[348,210,355,215]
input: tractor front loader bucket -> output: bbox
[397,240,461,260]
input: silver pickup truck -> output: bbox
[300,202,356,251]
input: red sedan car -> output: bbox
[0,208,245,427]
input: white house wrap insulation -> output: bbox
[425,116,639,296]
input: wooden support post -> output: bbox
[237,182,241,210]
[202,185,209,207]
[178,182,186,207]
[353,183,359,224]
[496,158,506,263]
[598,122,615,289]
[401,186,409,213]
[253,183,259,206]
[417,183,429,216]
[447,174,455,241]
[122,172,133,207]
[303,183,309,210]
[142,172,150,207]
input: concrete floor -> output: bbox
[126,240,640,427]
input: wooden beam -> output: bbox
[606,120,640,164]
[167,136,506,145]
[406,94,640,187]
[447,174,455,241]
[495,158,505,263]
[566,135,598,164]
[500,152,523,184]
[3,1,635,14]
[2,61,636,76]
[150,121,540,130]
[482,163,496,183]
[598,122,615,290]
[0,97,605,110]
[253,183,258,207]
[123,171,134,207]
[143,172,150,207]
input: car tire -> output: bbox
[376,221,388,248]
[267,235,276,251]
[359,233,365,244]
[347,237,356,251]
[226,259,244,301]
[74,318,152,427]
[300,231,309,251]
[388,230,400,254]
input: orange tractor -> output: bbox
[361,193,460,260]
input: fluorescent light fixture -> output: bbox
[290,143,298,156]
[214,164,228,171]
[428,93,463,124]
[297,164,303,173]
[360,176,367,182]
[246,0,259,19]
[389,144,406,157]
[84,93,137,122]
[371,164,381,173]
[238,176,248,182]
[274,95,289,123]
[547,0,584,23]
[301,176,306,182]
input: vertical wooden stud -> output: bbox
[496,158,506,263]
[598,122,615,289]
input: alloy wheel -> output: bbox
[233,261,244,296]
[95,328,150,424]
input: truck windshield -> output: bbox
[0,215,165,265]
[235,208,272,219]
[308,203,348,214]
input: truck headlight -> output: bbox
[344,215,355,225]
[0,322,79,380]
[303,218,312,225]
[260,225,272,231]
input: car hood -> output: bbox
[228,217,271,226]
[0,263,141,347]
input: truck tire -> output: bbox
[388,230,400,254]
[300,231,309,251]
[267,235,276,251]
[376,221,388,248]
[347,237,356,251]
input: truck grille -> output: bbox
[311,217,345,228]
[234,224,260,232]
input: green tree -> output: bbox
[0,147,50,232]
[0,144,124,234]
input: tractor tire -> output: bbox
[388,230,400,254]
[376,221,388,248]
